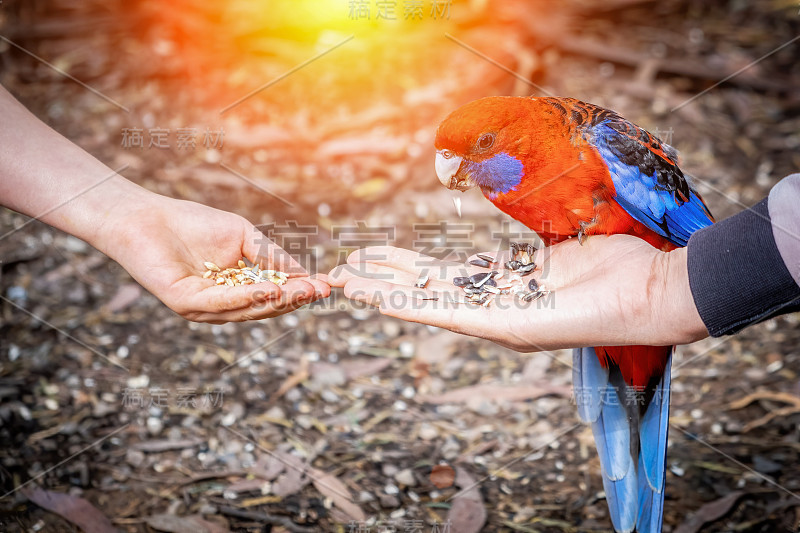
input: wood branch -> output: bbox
[217,506,318,533]
[555,36,798,92]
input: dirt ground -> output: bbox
[1,0,800,531]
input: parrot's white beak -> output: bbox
[435,150,471,191]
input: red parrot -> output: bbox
[434,96,714,532]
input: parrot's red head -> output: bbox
[434,96,539,199]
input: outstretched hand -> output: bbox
[329,235,707,351]
[104,195,330,323]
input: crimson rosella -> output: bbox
[434,96,714,532]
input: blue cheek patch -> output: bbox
[467,152,524,199]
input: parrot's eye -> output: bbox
[441,150,455,159]
[476,133,495,151]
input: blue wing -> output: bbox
[590,120,714,247]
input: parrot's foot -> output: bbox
[578,221,592,245]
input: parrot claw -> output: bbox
[578,221,593,245]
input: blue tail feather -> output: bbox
[573,348,672,532]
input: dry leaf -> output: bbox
[675,491,745,533]
[430,464,456,489]
[418,384,570,404]
[446,467,487,533]
[272,452,310,497]
[132,438,203,453]
[102,283,142,313]
[268,356,309,405]
[21,486,117,533]
[309,468,366,522]
[145,513,230,533]
[340,357,393,380]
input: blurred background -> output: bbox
[1,0,799,531]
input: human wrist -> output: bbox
[660,247,708,344]
[73,175,162,261]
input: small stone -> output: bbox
[198,503,217,515]
[8,344,20,362]
[285,388,302,403]
[265,406,286,419]
[320,389,339,403]
[379,494,400,508]
[441,437,460,460]
[312,367,346,389]
[382,464,399,477]
[358,491,375,503]
[63,236,89,253]
[295,415,313,430]
[382,321,402,337]
[126,449,145,468]
[146,416,163,436]
[399,342,415,358]
[468,398,499,417]
[384,483,400,495]
[419,423,438,440]
[127,375,150,389]
[395,469,416,487]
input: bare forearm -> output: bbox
[0,85,150,252]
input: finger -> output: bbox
[305,275,332,299]
[194,297,314,323]
[345,247,480,282]
[342,278,494,337]
[346,247,463,276]
[189,280,283,313]
[243,228,308,277]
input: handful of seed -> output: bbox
[203,260,288,287]
[454,243,546,307]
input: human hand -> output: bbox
[329,235,707,351]
[102,194,330,323]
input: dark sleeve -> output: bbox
[687,176,800,337]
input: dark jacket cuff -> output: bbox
[687,198,800,336]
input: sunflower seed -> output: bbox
[518,263,536,275]
[483,285,500,294]
[237,260,247,269]
[453,276,470,287]
[523,291,544,302]
[483,278,497,287]
[469,259,491,268]
[506,260,521,271]
[528,278,539,292]
[204,261,221,272]
[476,253,496,263]
[471,272,493,287]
